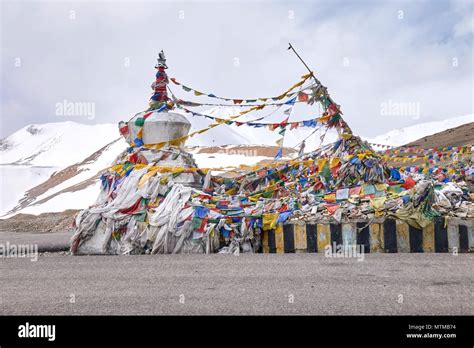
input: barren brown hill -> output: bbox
[403,122,473,149]
[0,210,78,233]
[386,122,473,168]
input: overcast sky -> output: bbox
[1,0,472,139]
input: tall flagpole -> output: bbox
[287,43,314,77]
[287,42,336,113]
[287,43,353,135]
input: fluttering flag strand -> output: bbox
[131,73,314,149]
[176,104,321,130]
[169,73,313,104]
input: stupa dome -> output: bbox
[126,110,191,147]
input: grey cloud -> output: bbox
[1,0,472,138]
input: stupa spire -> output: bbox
[149,50,169,110]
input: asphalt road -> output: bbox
[0,253,473,315]
[0,231,71,253]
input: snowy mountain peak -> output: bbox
[0,121,120,167]
[365,114,473,147]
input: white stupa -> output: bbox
[118,51,203,188]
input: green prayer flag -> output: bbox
[191,217,203,229]
[320,162,331,183]
[135,117,145,127]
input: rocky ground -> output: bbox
[0,210,78,234]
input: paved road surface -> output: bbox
[0,253,472,315]
[0,231,71,253]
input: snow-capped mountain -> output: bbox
[0,121,121,167]
[0,113,472,217]
[0,122,126,216]
[365,114,473,147]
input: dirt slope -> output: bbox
[404,122,473,148]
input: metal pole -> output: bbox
[287,43,353,135]
[288,43,314,78]
[287,43,335,107]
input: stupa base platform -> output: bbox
[261,217,473,254]
[73,217,473,255]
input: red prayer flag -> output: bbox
[119,125,129,136]
[196,216,209,233]
[280,117,289,127]
[327,103,339,116]
[402,177,416,189]
[325,204,340,215]
[349,186,362,196]
[298,92,309,102]
[129,152,138,163]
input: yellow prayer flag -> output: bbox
[262,213,278,230]
[324,193,336,202]
[330,157,340,168]
[370,197,386,209]
[317,158,327,169]
[138,167,160,188]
